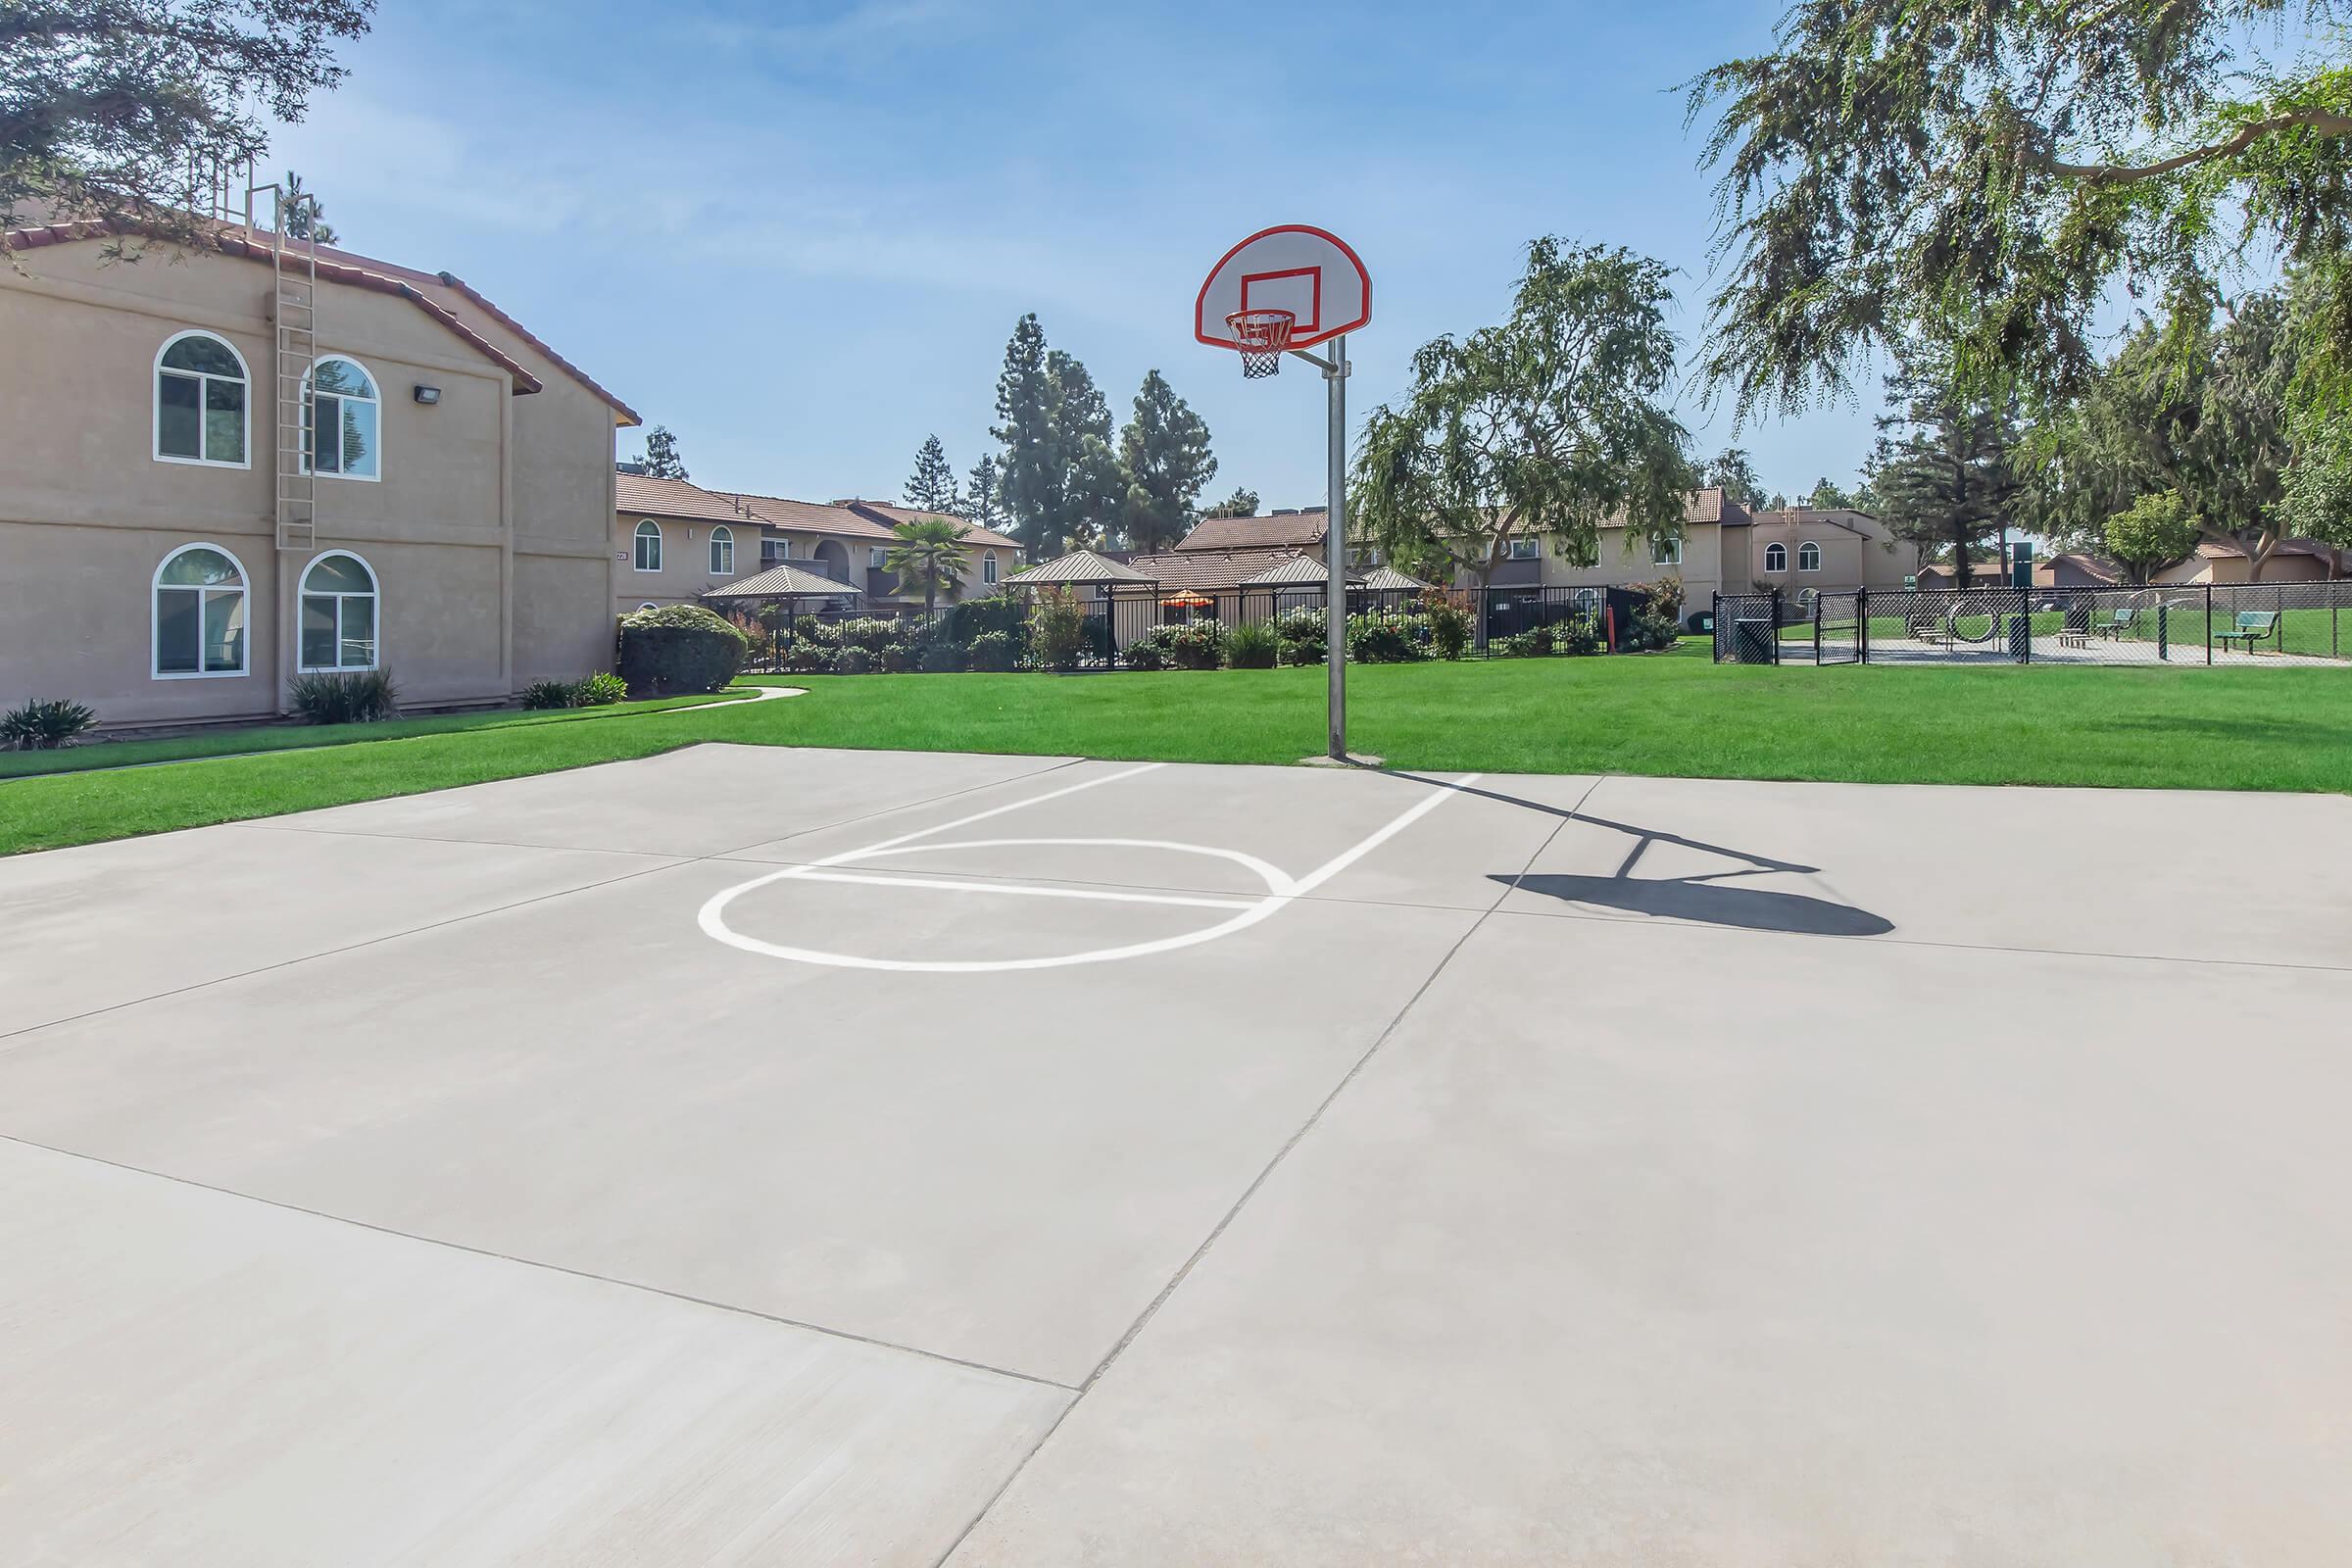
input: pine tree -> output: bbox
[963,454,1006,533]
[905,434,959,514]
[1871,362,2020,583]
[281,171,337,244]
[1047,352,1126,550]
[991,316,1058,559]
[1205,487,1260,518]
[638,425,689,481]
[1117,369,1217,553]
[1702,449,1766,511]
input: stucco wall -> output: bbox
[1518,525,1736,617]
[0,236,619,724]
[613,514,749,610]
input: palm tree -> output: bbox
[882,517,973,614]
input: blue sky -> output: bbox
[275,0,1885,511]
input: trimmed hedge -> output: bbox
[617,604,748,694]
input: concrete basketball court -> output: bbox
[4,743,2350,1565]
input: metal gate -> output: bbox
[1814,591,1861,664]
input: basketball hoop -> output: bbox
[1226,310,1296,378]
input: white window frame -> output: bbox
[634,519,663,571]
[1763,541,1788,572]
[983,552,999,584]
[637,602,659,612]
[296,549,381,673]
[1797,541,1823,572]
[153,330,252,469]
[1571,587,1602,613]
[710,524,735,576]
[1651,535,1684,566]
[1506,536,1540,562]
[151,541,252,680]
[301,355,382,482]
[869,545,890,570]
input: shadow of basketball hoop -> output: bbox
[1383,772,1894,939]
[1494,874,1893,938]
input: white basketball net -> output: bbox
[1226,310,1296,378]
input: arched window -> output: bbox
[637,602,659,612]
[710,524,734,576]
[305,357,380,479]
[1763,542,1788,573]
[155,332,249,467]
[634,519,662,571]
[153,544,250,677]
[1797,541,1823,572]
[984,552,1000,585]
[1571,587,1602,612]
[299,552,379,671]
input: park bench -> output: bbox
[2214,610,2281,656]
[2090,606,2138,641]
[1906,612,1951,646]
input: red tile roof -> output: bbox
[1121,546,1325,592]
[617,473,762,524]
[6,216,639,424]
[1175,511,1330,552]
[717,491,894,540]
[846,500,1021,553]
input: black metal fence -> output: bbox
[715,582,1657,673]
[1713,581,2352,667]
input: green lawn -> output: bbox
[8,650,2352,856]
[0,688,749,780]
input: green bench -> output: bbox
[2214,610,2281,656]
[2089,606,2138,641]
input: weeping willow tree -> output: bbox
[1352,239,1696,592]
[1688,1,2352,415]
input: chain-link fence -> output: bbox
[1714,581,2352,667]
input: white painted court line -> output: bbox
[697,767,1484,973]
[788,868,1261,912]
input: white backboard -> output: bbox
[1195,225,1371,353]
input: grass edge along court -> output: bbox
[7,651,2352,857]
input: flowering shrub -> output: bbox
[1131,618,1226,670]
[1346,612,1429,663]
[1274,606,1329,665]
[1420,590,1474,660]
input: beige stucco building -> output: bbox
[1445,497,1928,618]
[612,476,1019,614]
[1452,490,1755,619]
[2,219,637,730]
[1746,508,1925,597]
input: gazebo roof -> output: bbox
[1003,548,1155,587]
[701,564,865,602]
[1360,564,1431,591]
[1240,554,1363,587]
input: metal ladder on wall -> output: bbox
[245,177,320,554]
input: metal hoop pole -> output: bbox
[1325,334,1349,760]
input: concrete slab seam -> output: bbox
[920,775,1600,1568]
[0,1130,1082,1396]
